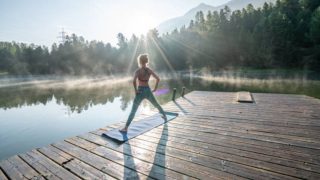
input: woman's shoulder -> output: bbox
[145,67,153,73]
[134,68,142,73]
[134,67,153,74]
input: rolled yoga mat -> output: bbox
[103,112,178,142]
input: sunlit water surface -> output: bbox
[0,72,319,160]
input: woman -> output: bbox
[120,54,167,132]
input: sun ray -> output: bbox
[126,38,141,75]
[163,35,216,61]
[148,35,186,88]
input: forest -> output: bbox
[0,0,319,75]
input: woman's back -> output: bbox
[136,67,151,87]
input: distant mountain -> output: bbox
[157,0,276,34]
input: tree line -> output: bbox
[0,0,319,75]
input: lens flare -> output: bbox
[154,88,170,96]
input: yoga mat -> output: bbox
[103,112,178,142]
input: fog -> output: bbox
[0,75,131,89]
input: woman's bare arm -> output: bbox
[133,71,138,94]
[149,68,160,92]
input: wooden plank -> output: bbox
[66,136,197,180]
[191,108,320,122]
[136,127,320,166]
[0,91,319,180]
[174,115,320,138]
[104,122,320,159]
[168,119,320,148]
[237,91,253,103]
[129,129,320,175]
[150,120,320,151]
[0,156,44,180]
[52,141,149,180]
[20,150,80,180]
[64,158,116,180]
[96,144,242,180]
[97,129,319,179]
[0,160,26,180]
[201,101,318,117]
[38,145,74,165]
[164,107,320,125]
[166,96,320,122]
[101,121,319,176]
[161,108,315,126]
[182,113,320,131]
[169,100,319,113]
[78,132,245,179]
[85,131,297,180]
[138,125,320,160]
[0,168,8,180]
[38,145,116,180]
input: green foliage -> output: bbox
[310,7,320,43]
[0,0,319,75]
[169,0,320,70]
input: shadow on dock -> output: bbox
[148,123,168,179]
[173,101,188,114]
[123,142,140,179]
[122,123,168,179]
[183,97,196,106]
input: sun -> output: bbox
[126,13,156,35]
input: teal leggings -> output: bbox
[125,86,165,127]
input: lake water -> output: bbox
[0,72,319,160]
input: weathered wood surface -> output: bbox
[0,156,44,180]
[237,91,253,103]
[1,91,320,179]
[0,168,8,180]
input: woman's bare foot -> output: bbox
[119,127,128,133]
[162,115,167,121]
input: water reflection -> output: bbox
[0,77,178,113]
[0,78,133,112]
[0,74,319,113]
[0,74,319,160]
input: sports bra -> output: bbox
[137,67,150,82]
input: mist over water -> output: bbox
[0,71,319,160]
[0,71,319,111]
[195,69,320,98]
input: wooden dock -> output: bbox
[1,91,320,179]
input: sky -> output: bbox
[0,0,229,47]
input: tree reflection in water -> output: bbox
[0,76,178,113]
[0,73,319,113]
